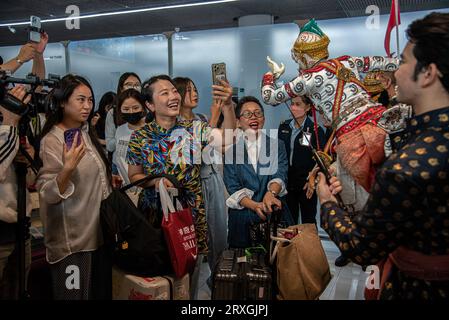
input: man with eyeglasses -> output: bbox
[223,96,294,248]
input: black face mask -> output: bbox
[122,111,146,125]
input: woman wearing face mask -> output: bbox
[105,72,142,154]
[113,89,147,186]
[277,96,325,226]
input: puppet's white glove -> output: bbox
[267,56,285,80]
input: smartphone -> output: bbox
[29,16,41,43]
[64,128,82,149]
[211,62,227,85]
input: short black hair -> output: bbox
[141,74,175,104]
[235,96,264,119]
[406,12,449,93]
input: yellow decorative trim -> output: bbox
[293,35,330,62]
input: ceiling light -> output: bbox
[0,0,242,27]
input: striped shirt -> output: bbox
[0,124,32,224]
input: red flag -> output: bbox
[384,0,401,57]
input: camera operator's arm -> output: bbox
[0,85,31,178]
[0,43,36,74]
[31,32,48,81]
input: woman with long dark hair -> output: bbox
[37,74,112,300]
[90,91,116,147]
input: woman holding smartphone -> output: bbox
[127,75,235,255]
[37,74,112,300]
[173,76,228,284]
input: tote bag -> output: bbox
[272,224,331,300]
[159,180,198,278]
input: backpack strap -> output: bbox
[196,113,208,123]
[120,173,181,192]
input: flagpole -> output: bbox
[395,0,400,57]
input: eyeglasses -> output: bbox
[240,110,264,119]
[123,83,142,91]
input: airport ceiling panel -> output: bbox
[0,0,448,45]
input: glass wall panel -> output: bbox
[172,28,240,118]
[69,35,168,104]
[0,42,66,79]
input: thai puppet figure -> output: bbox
[261,19,412,192]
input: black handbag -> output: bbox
[100,174,176,277]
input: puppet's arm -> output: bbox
[262,56,310,106]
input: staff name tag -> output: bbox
[301,132,312,147]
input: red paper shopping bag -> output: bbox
[159,180,198,278]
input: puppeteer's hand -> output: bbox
[267,56,285,80]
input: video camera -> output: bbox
[0,70,61,117]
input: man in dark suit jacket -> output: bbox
[278,96,325,225]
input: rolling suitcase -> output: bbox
[112,267,190,300]
[212,248,271,300]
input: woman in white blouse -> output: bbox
[37,74,112,300]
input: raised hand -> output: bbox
[212,79,233,106]
[62,132,86,172]
[34,32,49,54]
[17,43,36,63]
[267,56,285,79]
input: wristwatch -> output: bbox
[16,57,24,65]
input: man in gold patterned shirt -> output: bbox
[317,12,449,300]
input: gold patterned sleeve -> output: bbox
[320,168,426,266]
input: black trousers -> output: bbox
[286,184,318,225]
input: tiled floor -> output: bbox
[319,238,368,300]
[196,234,369,300]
